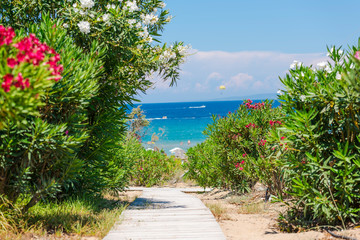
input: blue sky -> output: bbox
[139,0,360,103]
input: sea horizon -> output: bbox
[128,99,280,155]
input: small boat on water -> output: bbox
[162,116,167,119]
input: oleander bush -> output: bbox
[117,135,182,187]
[186,100,286,193]
[0,16,104,212]
[277,42,360,228]
[0,0,189,207]
[185,139,223,189]
[0,1,188,236]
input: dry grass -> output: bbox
[205,202,231,221]
[237,201,266,214]
[0,191,142,240]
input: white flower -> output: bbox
[159,2,166,8]
[277,89,282,95]
[300,95,306,101]
[127,19,136,26]
[147,36,153,43]
[102,13,110,22]
[139,30,149,39]
[73,3,77,7]
[63,23,69,28]
[317,61,328,69]
[336,72,341,80]
[74,8,79,13]
[106,4,116,9]
[125,1,139,12]
[79,10,86,16]
[290,60,302,69]
[77,21,91,34]
[350,63,355,69]
[89,13,94,18]
[137,44,143,49]
[339,50,343,55]
[135,22,142,29]
[80,0,94,9]
[324,65,332,73]
[160,49,176,62]
[141,13,158,25]
[301,72,305,77]
[178,45,191,56]
[165,15,172,22]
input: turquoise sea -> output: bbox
[130,100,280,154]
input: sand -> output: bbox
[189,185,360,240]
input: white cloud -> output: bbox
[207,72,223,80]
[139,50,328,102]
[225,73,254,89]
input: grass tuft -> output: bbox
[0,192,139,239]
[205,202,230,221]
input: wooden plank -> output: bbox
[103,188,226,240]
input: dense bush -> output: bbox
[0,16,105,211]
[118,135,182,187]
[186,100,285,193]
[185,139,223,189]
[278,43,360,227]
[0,0,188,208]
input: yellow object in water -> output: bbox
[219,85,226,90]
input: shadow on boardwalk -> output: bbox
[103,187,226,240]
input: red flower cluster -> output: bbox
[1,25,63,92]
[1,73,30,92]
[258,139,266,146]
[245,123,257,128]
[269,120,282,126]
[0,26,15,46]
[244,99,266,110]
[235,161,245,170]
[12,33,63,79]
[242,153,247,157]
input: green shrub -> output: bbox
[118,135,182,187]
[278,42,360,227]
[0,16,104,211]
[186,100,285,193]
[185,139,223,189]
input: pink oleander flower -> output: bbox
[281,136,286,140]
[245,123,256,128]
[0,26,15,46]
[7,58,18,68]
[242,153,247,157]
[355,51,360,60]
[240,160,245,165]
[13,72,30,90]
[1,73,13,92]
[239,167,244,171]
[258,139,267,146]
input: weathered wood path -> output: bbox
[103,187,226,240]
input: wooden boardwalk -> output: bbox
[103,188,226,240]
